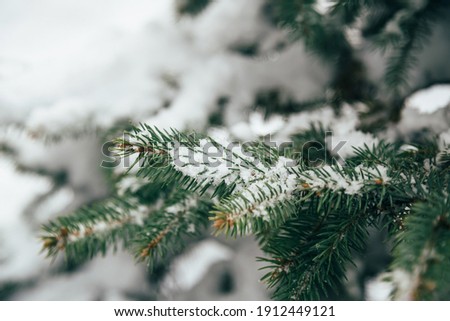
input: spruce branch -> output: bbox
[210,156,299,236]
[114,124,258,198]
[330,0,376,25]
[270,0,351,60]
[381,0,449,92]
[390,193,450,300]
[41,196,147,262]
[40,121,450,300]
[260,192,372,300]
[134,192,210,269]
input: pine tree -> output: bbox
[36,0,450,300]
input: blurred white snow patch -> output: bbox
[405,84,450,114]
[189,0,265,52]
[329,131,379,160]
[328,105,379,159]
[230,122,255,141]
[278,107,335,139]
[0,0,174,63]
[277,104,378,159]
[314,0,334,15]
[208,127,233,147]
[0,157,52,225]
[33,187,75,223]
[222,43,331,128]
[366,270,415,301]
[146,56,233,130]
[345,25,364,48]
[161,239,233,296]
[1,0,330,135]
[389,104,450,138]
[332,104,360,133]
[13,251,149,300]
[0,0,175,127]
[365,276,393,300]
[231,111,285,140]
[0,157,52,282]
[1,128,107,201]
[249,112,285,137]
[0,222,48,283]
[399,144,419,152]
[25,100,110,133]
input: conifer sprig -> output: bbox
[390,194,450,300]
[41,122,450,300]
[41,196,146,262]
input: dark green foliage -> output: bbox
[0,282,24,301]
[268,0,351,60]
[41,197,142,263]
[289,124,334,166]
[176,0,212,16]
[229,42,259,57]
[382,1,448,92]
[331,0,375,25]
[41,121,450,299]
[252,89,327,116]
[134,192,211,270]
[261,204,370,300]
[437,149,450,171]
[392,194,450,300]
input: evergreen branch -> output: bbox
[270,0,351,60]
[28,0,450,301]
[330,0,376,25]
[261,192,372,300]
[391,193,450,300]
[41,196,147,262]
[383,1,448,92]
[134,193,210,269]
[40,120,450,300]
[113,124,272,199]
[257,142,447,300]
[210,157,299,235]
[289,124,333,166]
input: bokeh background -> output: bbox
[1,0,449,300]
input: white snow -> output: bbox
[12,251,149,300]
[231,111,285,140]
[299,163,392,195]
[365,269,415,301]
[405,84,450,114]
[32,187,75,223]
[0,1,176,130]
[0,157,53,282]
[361,164,391,184]
[161,239,233,295]
[170,135,298,220]
[389,104,450,139]
[365,276,393,300]
[314,0,334,15]
[276,104,379,159]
